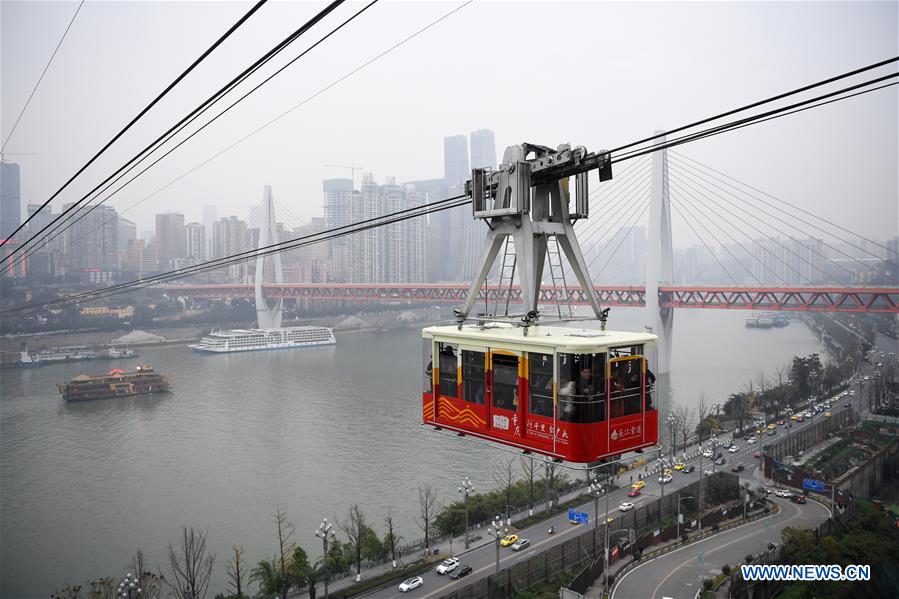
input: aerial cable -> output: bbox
[3,194,469,313]
[1,0,86,153]
[671,148,899,258]
[17,0,469,261]
[607,56,898,155]
[668,199,739,286]
[669,193,762,286]
[10,0,358,261]
[610,73,899,167]
[668,159,870,282]
[573,159,653,246]
[595,200,651,279]
[669,178,809,285]
[2,0,271,248]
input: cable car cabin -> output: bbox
[422,324,658,463]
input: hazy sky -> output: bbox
[2,0,897,248]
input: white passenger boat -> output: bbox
[188,326,336,353]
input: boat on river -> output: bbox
[57,365,171,401]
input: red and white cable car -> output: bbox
[420,142,659,463]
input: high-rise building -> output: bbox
[185,222,206,261]
[0,160,21,240]
[323,178,354,282]
[118,217,137,252]
[155,212,186,268]
[470,129,497,170]
[444,135,469,186]
[202,205,217,256]
[62,202,119,275]
[212,216,249,280]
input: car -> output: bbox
[715,452,724,460]
[704,469,715,476]
[715,456,726,465]
[606,516,614,524]
[790,414,799,421]
[673,462,686,471]
[631,480,646,490]
[511,538,531,551]
[849,390,855,396]
[728,445,739,453]
[767,429,776,436]
[797,415,804,422]
[618,502,635,512]
[663,468,673,477]
[659,474,673,484]
[756,428,765,435]
[627,488,642,497]
[399,576,424,592]
[684,465,696,473]
[775,489,792,498]
[777,419,785,426]
[743,433,753,440]
[500,534,519,547]
[791,495,807,504]
[753,450,762,458]
[864,375,870,381]
[436,557,459,574]
[702,449,713,458]
[731,464,745,472]
[747,437,757,444]
[767,423,776,430]
[824,411,832,418]
[449,565,472,580]
[785,422,793,429]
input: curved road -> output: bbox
[611,496,831,599]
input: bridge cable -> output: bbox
[583,190,652,277]
[1,0,86,153]
[9,0,368,262]
[670,148,899,259]
[595,199,652,279]
[1,0,271,249]
[668,200,739,286]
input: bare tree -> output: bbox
[132,550,164,599]
[167,527,215,599]
[226,545,248,599]
[414,485,440,551]
[384,508,402,568]
[696,393,713,436]
[339,504,368,582]
[492,458,516,523]
[544,461,561,509]
[519,456,538,516]
[273,507,295,599]
[671,402,695,454]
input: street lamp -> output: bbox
[676,495,696,542]
[487,515,509,573]
[588,477,603,557]
[117,573,141,599]
[458,476,476,550]
[590,475,612,597]
[316,518,336,599]
[665,414,678,461]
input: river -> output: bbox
[0,308,826,597]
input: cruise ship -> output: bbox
[188,326,336,353]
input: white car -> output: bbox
[775,489,792,498]
[511,538,531,551]
[399,576,424,592]
[747,437,757,444]
[436,557,458,574]
[728,445,739,453]
[704,469,715,476]
[658,474,673,484]
[702,449,713,458]
[618,502,635,512]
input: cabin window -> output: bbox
[491,353,519,411]
[557,353,605,423]
[609,355,644,417]
[423,338,433,393]
[462,350,486,404]
[438,342,458,398]
[528,352,554,417]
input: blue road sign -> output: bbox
[803,478,825,492]
[568,508,589,524]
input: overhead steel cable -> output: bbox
[571,157,652,245]
[669,177,809,285]
[1,0,86,153]
[609,72,899,166]
[2,0,272,248]
[4,195,469,313]
[606,56,898,155]
[16,0,470,263]
[671,150,899,259]
[595,200,651,279]
[668,199,739,286]
[20,0,379,261]
[668,193,761,285]
[668,157,872,282]
[584,190,652,276]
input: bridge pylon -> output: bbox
[255,185,284,329]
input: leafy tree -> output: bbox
[249,559,283,599]
[287,546,310,594]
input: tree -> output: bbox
[167,527,215,599]
[226,546,248,599]
[301,562,325,599]
[340,504,369,581]
[493,458,516,523]
[724,393,750,434]
[133,549,165,599]
[519,456,538,516]
[671,402,695,454]
[414,485,440,551]
[86,578,116,599]
[249,559,283,599]
[287,546,310,594]
[384,509,402,568]
[273,507,295,599]
[50,585,83,599]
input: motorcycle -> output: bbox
[548,526,555,535]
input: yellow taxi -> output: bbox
[606,516,614,524]
[500,534,519,547]
[756,428,765,435]
[767,423,776,430]
[673,462,686,471]
[790,414,800,421]
[824,411,832,418]
[663,468,673,477]
[631,480,646,490]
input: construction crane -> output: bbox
[323,164,363,188]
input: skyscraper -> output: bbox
[185,222,206,261]
[323,178,354,282]
[155,212,186,269]
[62,203,119,276]
[470,129,497,170]
[118,218,137,252]
[0,160,21,240]
[202,205,218,257]
[443,135,469,186]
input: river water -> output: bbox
[0,308,825,597]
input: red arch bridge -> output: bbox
[160,284,899,313]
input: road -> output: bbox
[611,495,831,599]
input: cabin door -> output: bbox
[487,350,523,437]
